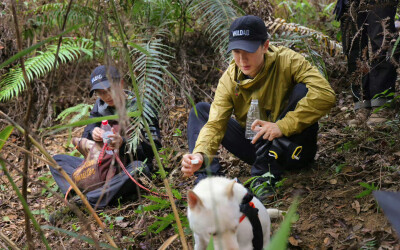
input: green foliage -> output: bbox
[32,209,50,221]
[190,0,243,56]
[272,0,339,35]
[135,194,189,235]
[0,37,100,102]
[371,89,399,114]
[71,223,81,232]
[99,212,124,230]
[126,38,173,152]
[26,2,97,34]
[173,128,182,137]
[0,125,14,151]
[336,141,357,153]
[54,102,94,147]
[360,239,377,250]
[38,172,58,197]
[244,172,277,198]
[135,195,171,213]
[0,24,83,70]
[56,103,93,123]
[207,236,214,249]
[391,35,400,57]
[335,163,346,174]
[271,31,329,79]
[355,182,378,199]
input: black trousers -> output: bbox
[187,83,318,179]
[50,155,143,209]
[340,1,398,106]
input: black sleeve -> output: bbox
[82,99,102,140]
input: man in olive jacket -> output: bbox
[181,16,335,193]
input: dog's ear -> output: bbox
[226,180,236,199]
[188,190,203,210]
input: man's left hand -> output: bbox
[250,119,283,144]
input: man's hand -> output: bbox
[181,153,203,177]
[92,127,104,142]
[251,119,283,144]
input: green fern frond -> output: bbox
[56,103,93,123]
[28,3,96,32]
[0,37,102,102]
[125,37,173,152]
[134,39,171,109]
[269,31,329,79]
[190,0,243,55]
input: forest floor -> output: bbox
[1,6,400,250]
[1,57,400,250]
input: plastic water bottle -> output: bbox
[245,99,260,140]
[101,120,114,155]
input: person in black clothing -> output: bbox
[334,0,399,127]
[49,65,161,209]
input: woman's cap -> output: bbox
[89,65,120,97]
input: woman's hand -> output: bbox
[250,119,283,144]
[92,127,104,142]
[181,153,204,177]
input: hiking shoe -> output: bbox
[348,108,370,127]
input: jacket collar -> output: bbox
[229,45,279,91]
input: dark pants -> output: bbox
[340,1,398,107]
[50,154,143,209]
[187,83,318,180]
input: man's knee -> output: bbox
[189,102,211,122]
[289,83,308,104]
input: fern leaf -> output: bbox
[0,38,101,102]
[56,103,93,123]
[190,0,243,55]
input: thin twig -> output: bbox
[0,230,20,250]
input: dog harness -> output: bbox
[239,193,263,250]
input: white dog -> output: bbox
[187,176,280,250]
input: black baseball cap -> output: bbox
[89,65,120,97]
[227,15,269,53]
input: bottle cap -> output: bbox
[102,120,108,126]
